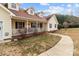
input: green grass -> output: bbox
[0,34,61,56]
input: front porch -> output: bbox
[12,18,47,36]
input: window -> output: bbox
[55,24,57,28]
[39,23,43,28]
[30,10,33,14]
[31,22,36,28]
[15,22,25,29]
[49,24,52,28]
[11,3,16,8]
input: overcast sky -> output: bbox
[20,3,79,16]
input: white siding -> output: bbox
[27,8,35,15]
[0,6,12,40]
[47,15,58,31]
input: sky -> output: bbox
[20,3,79,16]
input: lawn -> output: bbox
[0,34,61,56]
[55,28,79,56]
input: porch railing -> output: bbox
[12,28,45,36]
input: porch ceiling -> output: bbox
[12,16,47,23]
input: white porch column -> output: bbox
[26,20,28,34]
[43,23,46,32]
[36,21,38,32]
[42,23,44,32]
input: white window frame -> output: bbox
[0,21,3,39]
[31,22,36,28]
[55,24,57,28]
[49,24,52,28]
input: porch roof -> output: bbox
[10,9,47,23]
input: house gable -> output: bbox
[0,4,15,16]
[0,4,12,40]
[46,15,59,31]
[26,7,35,15]
[48,15,59,24]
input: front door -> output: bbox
[0,21,3,40]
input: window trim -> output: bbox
[49,24,52,28]
[30,10,34,14]
[55,24,57,28]
[0,21,3,37]
[31,22,36,28]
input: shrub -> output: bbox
[58,24,64,29]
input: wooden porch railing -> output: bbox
[12,28,45,36]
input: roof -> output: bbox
[1,4,58,23]
[26,7,35,11]
[45,14,55,20]
[45,14,59,24]
[9,9,47,22]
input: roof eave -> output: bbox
[12,16,47,23]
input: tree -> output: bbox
[63,21,69,31]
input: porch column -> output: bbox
[43,23,45,32]
[26,20,28,34]
[42,23,44,32]
[36,21,38,32]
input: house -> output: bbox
[0,3,59,40]
[46,14,58,31]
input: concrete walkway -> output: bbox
[0,40,11,43]
[39,33,74,56]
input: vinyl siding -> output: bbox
[0,7,12,40]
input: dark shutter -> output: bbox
[15,22,18,29]
[15,22,25,29]
[40,23,43,28]
[23,22,25,28]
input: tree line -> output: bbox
[56,14,79,29]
